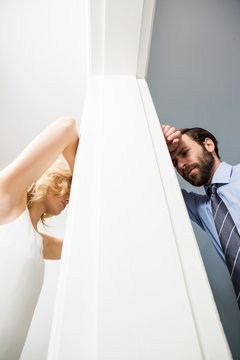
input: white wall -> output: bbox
[0,0,87,358]
[47,1,230,357]
[0,0,87,168]
[147,0,240,359]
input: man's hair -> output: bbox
[180,127,220,159]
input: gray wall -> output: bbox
[147,0,240,358]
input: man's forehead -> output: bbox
[175,135,186,150]
[171,134,192,160]
[177,134,194,149]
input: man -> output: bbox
[162,125,240,308]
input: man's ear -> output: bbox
[203,137,215,153]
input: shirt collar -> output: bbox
[204,162,232,193]
[211,162,232,185]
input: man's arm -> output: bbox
[161,125,182,153]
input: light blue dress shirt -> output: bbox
[182,162,240,262]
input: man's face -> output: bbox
[171,134,215,186]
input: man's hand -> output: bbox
[161,125,182,153]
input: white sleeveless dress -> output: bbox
[0,208,44,359]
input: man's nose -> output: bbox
[177,159,186,172]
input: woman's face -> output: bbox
[43,190,70,215]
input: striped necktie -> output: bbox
[207,184,240,309]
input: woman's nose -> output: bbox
[64,194,70,203]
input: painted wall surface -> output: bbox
[47,1,230,357]
[0,0,87,359]
[47,74,230,359]
[147,0,240,358]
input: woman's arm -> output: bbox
[0,117,79,204]
[62,131,79,174]
[40,232,63,260]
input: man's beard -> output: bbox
[181,148,215,186]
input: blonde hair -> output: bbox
[27,161,72,224]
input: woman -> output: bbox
[0,116,79,359]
